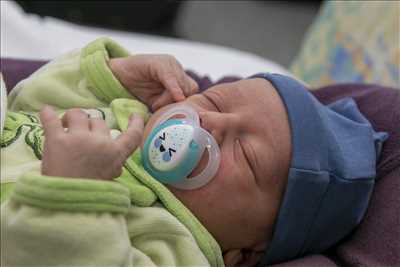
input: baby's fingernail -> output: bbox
[42,105,51,111]
[131,113,143,122]
[41,105,54,115]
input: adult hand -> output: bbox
[109,54,199,111]
[40,106,144,180]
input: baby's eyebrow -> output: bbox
[201,91,222,112]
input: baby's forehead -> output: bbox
[203,78,272,108]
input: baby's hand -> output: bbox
[109,54,199,111]
[40,106,144,180]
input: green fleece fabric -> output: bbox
[0,38,224,267]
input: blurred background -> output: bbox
[14,0,321,67]
[3,1,399,88]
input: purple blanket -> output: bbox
[1,58,399,267]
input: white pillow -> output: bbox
[1,1,291,81]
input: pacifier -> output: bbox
[142,105,220,190]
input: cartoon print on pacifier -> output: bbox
[153,132,176,162]
[148,123,195,172]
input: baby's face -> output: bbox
[142,78,291,257]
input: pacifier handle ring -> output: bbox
[152,105,200,129]
[169,128,220,190]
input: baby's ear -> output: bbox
[223,243,266,267]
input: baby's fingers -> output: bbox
[90,118,110,136]
[116,114,144,158]
[40,106,63,138]
[179,74,199,99]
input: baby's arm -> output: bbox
[8,38,197,113]
[8,38,124,112]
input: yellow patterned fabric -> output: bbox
[290,1,399,88]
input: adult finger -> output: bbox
[61,109,90,132]
[40,105,63,137]
[115,114,144,158]
[89,118,109,136]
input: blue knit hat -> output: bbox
[251,73,388,265]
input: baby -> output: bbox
[0,38,386,267]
